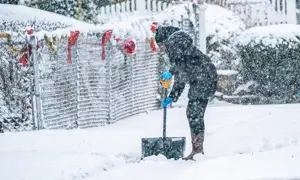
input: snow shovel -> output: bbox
[141,77,186,160]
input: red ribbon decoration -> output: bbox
[67,31,80,64]
[101,29,113,60]
[150,38,157,52]
[150,22,159,53]
[123,39,136,55]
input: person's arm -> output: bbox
[168,68,185,103]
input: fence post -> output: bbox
[106,41,113,124]
[287,0,297,24]
[130,53,135,115]
[25,35,36,130]
[75,38,80,129]
[30,36,43,130]
[198,2,208,54]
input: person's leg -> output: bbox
[183,98,209,160]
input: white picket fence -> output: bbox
[210,0,297,27]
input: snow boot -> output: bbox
[183,132,204,160]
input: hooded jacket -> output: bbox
[155,26,217,101]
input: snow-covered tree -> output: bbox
[80,0,98,23]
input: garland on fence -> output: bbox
[1,30,82,66]
[0,30,36,66]
[44,35,57,51]
[0,33,27,55]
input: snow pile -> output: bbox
[205,4,246,39]
[0,4,89,27]
[205,4,246,69]
[1,103,300,180]
[236,24,300,47]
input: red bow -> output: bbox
[67,31,80,64]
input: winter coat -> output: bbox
[155,26,218,101]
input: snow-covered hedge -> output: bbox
[235,24,300,102]
[206,4,246,70]
[0,20,68,34]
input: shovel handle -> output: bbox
[160,77,173,141]
[163,88,168,140]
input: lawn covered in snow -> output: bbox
[1,102,300,180]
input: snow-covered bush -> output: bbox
[235,24,300,103]
[206,4,246,70]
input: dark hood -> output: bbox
[164,30,194,57]
[154,26,180,44]
[155,25,205,66]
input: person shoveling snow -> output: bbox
[154,25,218,160]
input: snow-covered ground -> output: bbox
[1,102,300,180]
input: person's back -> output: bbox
[155,25,217,101]
[155,25,217,160]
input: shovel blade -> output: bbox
[141,137,186,160]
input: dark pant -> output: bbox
[186,99,209,135]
